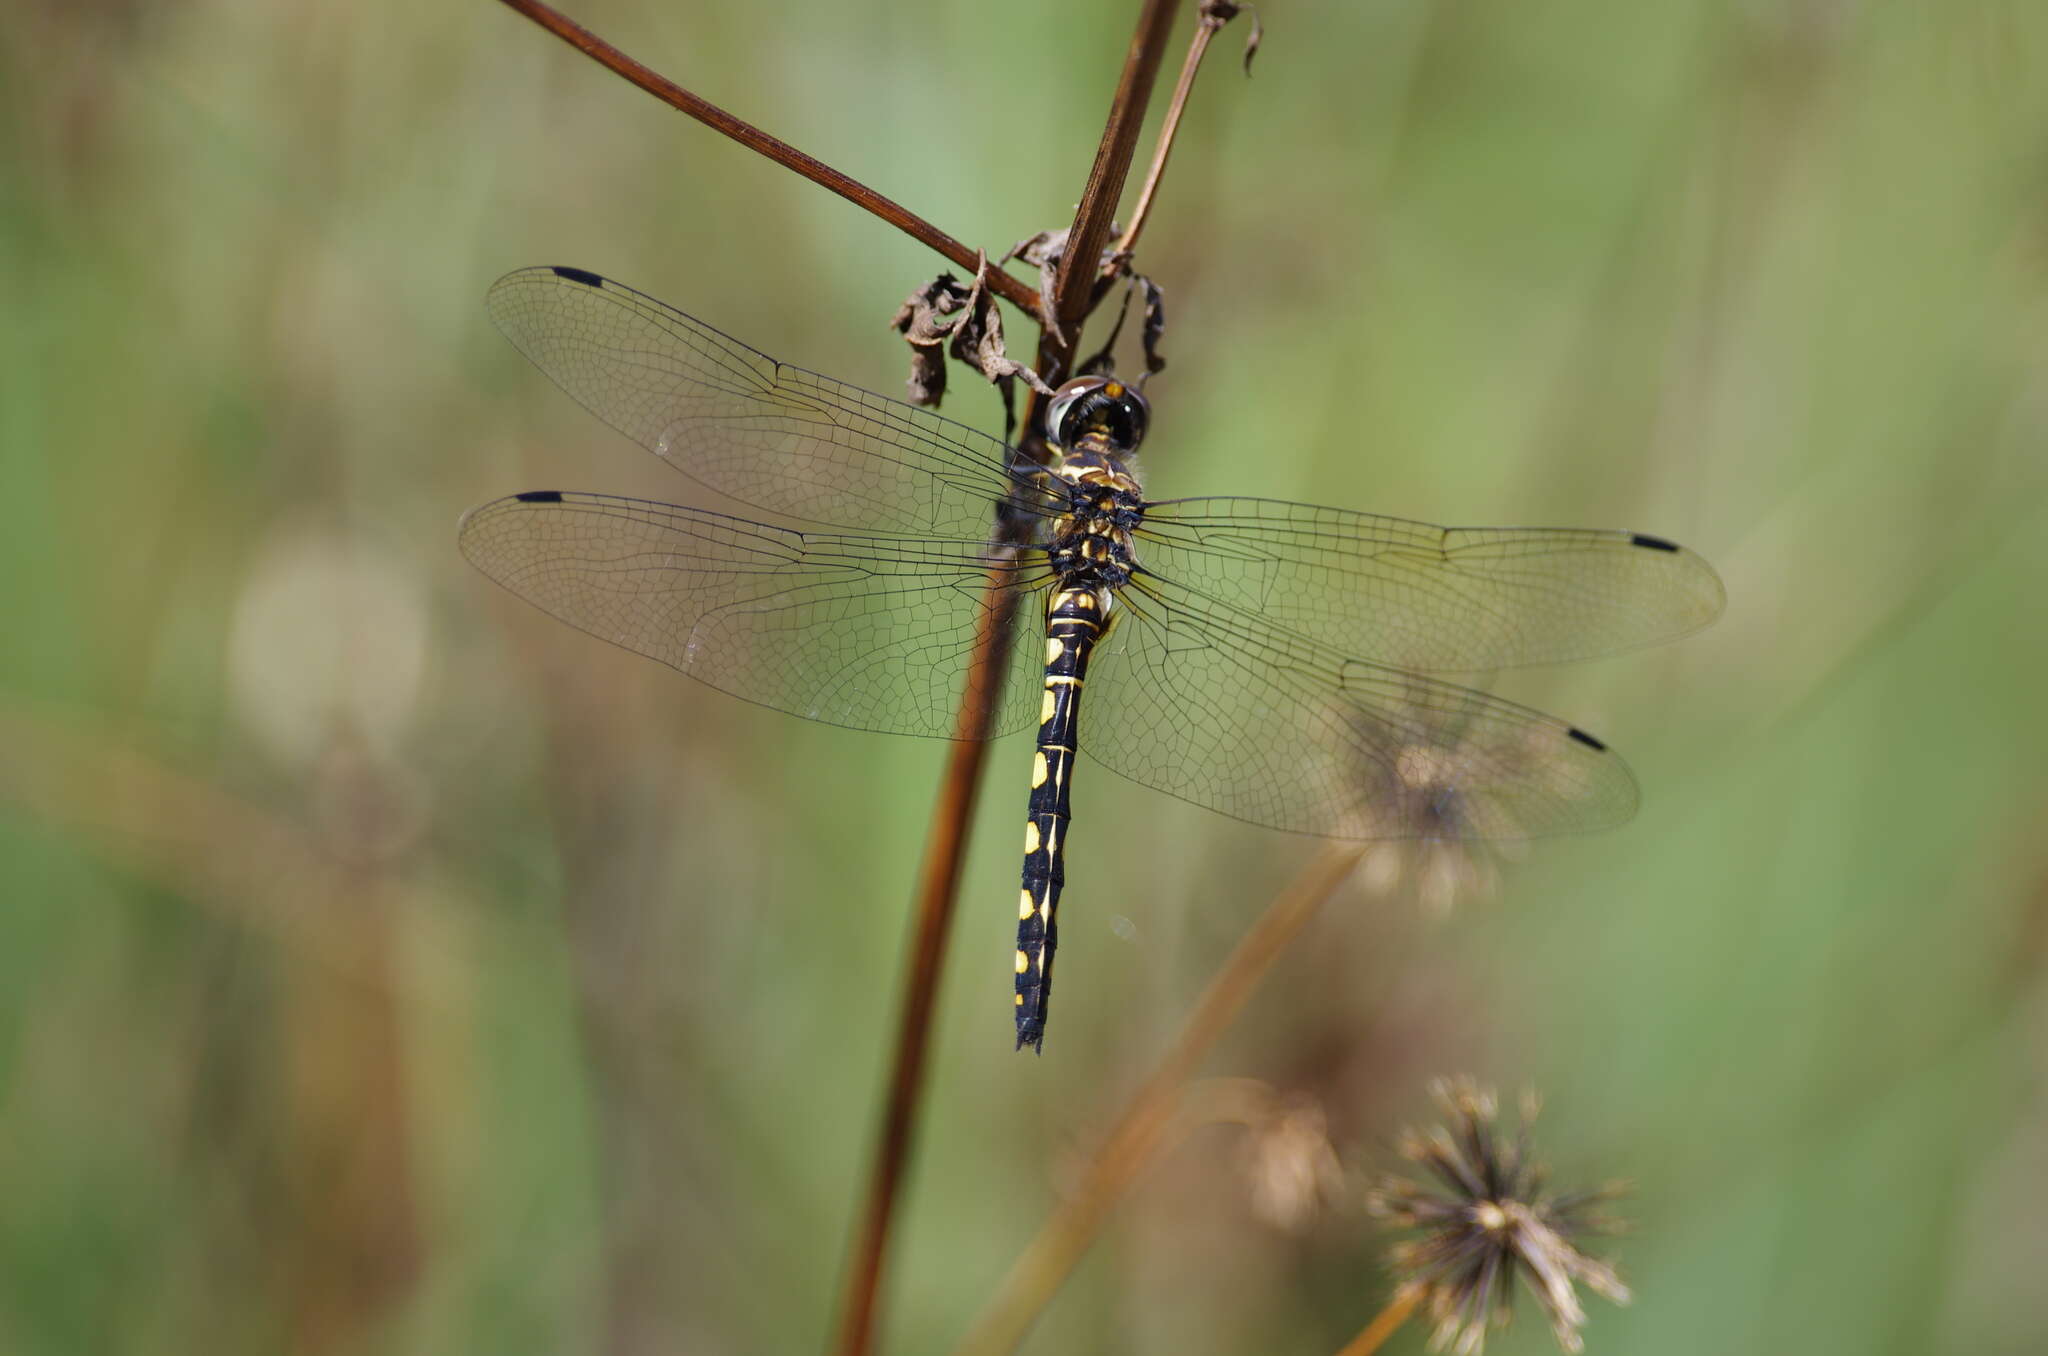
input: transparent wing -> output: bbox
[459,491,1049,738]
[1135,496,1725,672]
[1080,571,1638,840]
[487,266,1054,536]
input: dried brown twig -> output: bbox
[836,5,1184,1355]
[829,562,1018,1356]
[1331,1289,1422,1356]
[1111,1,1261,267]
[492,0,1042,316]
[489,5,1205,1353]
[952,843,1367,1355]
[1034,0,1184,377]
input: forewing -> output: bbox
[487,266,1049,536]
[459,491,1048,738]
[1136,496,1724,672]
[1079,572,1638,840]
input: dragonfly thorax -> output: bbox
[1047,456,1143,590]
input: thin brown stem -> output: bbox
[1111,3,1245,265]
[1035,0,1184,379]
[492,0,1042,316]
[0,701,352,949]
[951,843,1368,1355]
[831,564,1022,1356]
[831,7,1185,1352]
[1332,1288,1421,1356]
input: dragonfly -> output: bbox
[460,265,1725,1051]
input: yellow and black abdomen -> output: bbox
[1015,585,1110,1052]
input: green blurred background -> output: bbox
[6,1,2048,1353]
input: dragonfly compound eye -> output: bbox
[1047,376,1150,453]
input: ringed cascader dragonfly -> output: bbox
[460,266,1725,1051]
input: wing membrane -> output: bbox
[459,491,1048,738]
[470,272,1718,840]
[1080,571,1638,840]
[1136,496,1724,672]
[487,266,1049,536]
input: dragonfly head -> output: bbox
[1046,376,1149,457]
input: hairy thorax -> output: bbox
[1046,446,1144,593]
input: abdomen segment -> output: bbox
[1015,587,1109,1052]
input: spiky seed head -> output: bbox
[1366,1078,1631,1355]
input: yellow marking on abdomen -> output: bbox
[1040,689,1056,724]
[1031,751,1048,788]
[1045,637,1064,664]
[1025,821,1041,854]
[1019,888,1035,919]
[1015,949,1030,974]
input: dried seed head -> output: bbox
[1238,1092,1345,1233]
[1366,1078,1631,1355]
[1354,833,1505,917]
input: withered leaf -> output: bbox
[1201,0,1263,75]
[1139,275,1167,374]
[889,273,971,407]
[1001,228,1075,337]
[890,259,1053,415]
[1007,224,1168,376]
[1074,272,1170,379]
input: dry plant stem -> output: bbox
[492,0,1041,316]
[952,843,1368,1356]
[0,702,353,949]
[1112,6,1232,265]
[830,565,1023,1356]
[1332,1289,1421,1356]
[1037,0,1182,373]
[834,7,1184,1353]
[0,703,424,1340]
